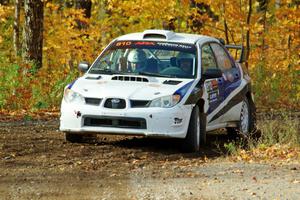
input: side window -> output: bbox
[210,43,233,71]
[201,44,217,73]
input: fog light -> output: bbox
[174,118,183,125]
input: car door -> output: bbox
[209,43,242,123]
[200,44,224,125]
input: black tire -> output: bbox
[65,132,84,143]
[199,112,207,145]
[65,132,97,143]
[226,127,239,139]
[182,105,206,152]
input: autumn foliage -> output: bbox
[0,0,299,111]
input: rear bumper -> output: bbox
[59,101,193,138]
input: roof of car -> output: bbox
[116,30,219,45]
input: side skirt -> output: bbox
[206,121,238,132]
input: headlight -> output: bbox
[149,94,181,108]
[63,88,84,103]
[148,81,194,108]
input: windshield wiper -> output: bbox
[137,71,176,78]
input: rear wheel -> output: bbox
[182,105,206,152]
[239,97,256,136]
[227,97,256,137]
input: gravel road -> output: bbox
[0,119,299,200]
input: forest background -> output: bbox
[0,0,299,113]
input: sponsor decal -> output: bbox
[208,91,218,103]
[205,79,218,92]
[156,42,193,49]
[135,41,156,46]
[205,80,219,104]
[111,41,196,53]
[211,79,218,89]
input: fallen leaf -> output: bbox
[292,180,300,184]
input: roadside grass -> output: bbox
[258,113,299,147]
[224,112,300,162]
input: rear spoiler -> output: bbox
[225,45,246,63]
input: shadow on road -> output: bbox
[81,132,238,159]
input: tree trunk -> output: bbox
[24,0,44,69]
[257,0,269,63]
[75,0,92,18]
[222,3,229,44]
[13,0,21,56]
[74,0,92,29]
[261,1,268,62]
[245,0,252,68]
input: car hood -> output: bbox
[70,75,193,100]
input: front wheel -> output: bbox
[65,132,97,143]
[182,105,206,152]
[65,132,84,143]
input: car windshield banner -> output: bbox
[110,41,196,53]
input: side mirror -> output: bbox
[78,61,90,72]
[203,68,222,79]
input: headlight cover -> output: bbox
[149,94,181,108]
[149,81,194,108]
[63,88,84,103]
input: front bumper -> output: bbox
[59,100,193,138]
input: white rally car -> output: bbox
[60,30,256,152]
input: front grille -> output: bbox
[84,116,147,129]
[85,98,102,105]
[112,76,149,82]
[104,98,126,109]
[130,100,150,108]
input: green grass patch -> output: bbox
[224,112,300,161]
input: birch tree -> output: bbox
[13,0,21,55]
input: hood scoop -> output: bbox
[112,75,149,82]
[163,80,182,85]
[85,75,102,80]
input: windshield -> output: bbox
[88,41,197,79]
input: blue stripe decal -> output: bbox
[207,76,242,115]
[67,79,77,89]
[174,81,194,100]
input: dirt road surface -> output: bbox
[0,119,299,200]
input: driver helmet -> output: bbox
[177,52,194,74]
[127,49,147,71]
